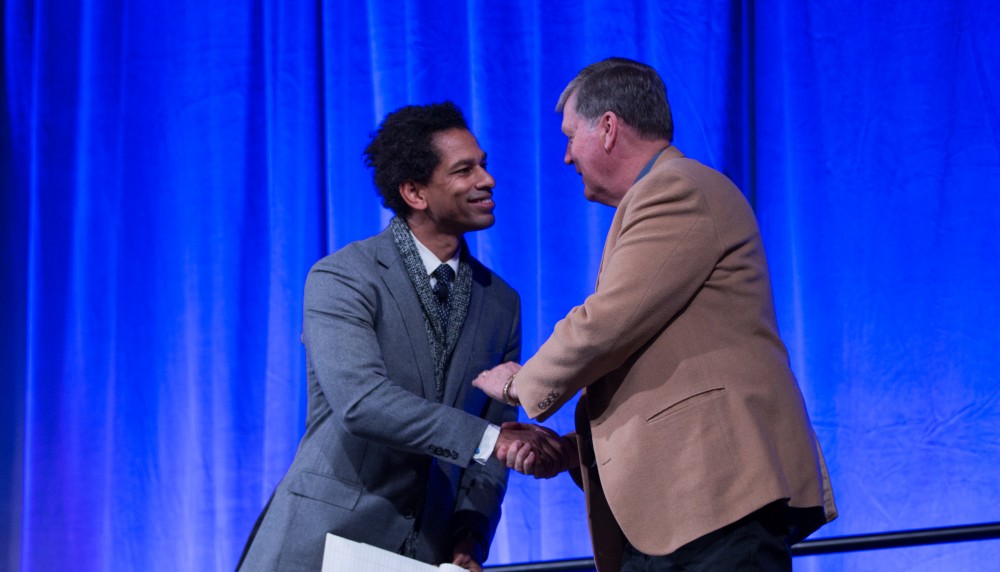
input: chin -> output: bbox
[468,214,496,232]
[583,186,617,207]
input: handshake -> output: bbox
[493,422,578,479]
[474,362,579,479]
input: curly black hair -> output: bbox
[363,101,470,216]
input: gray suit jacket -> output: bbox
[240,226,521,570]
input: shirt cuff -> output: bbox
[473,424,500,465]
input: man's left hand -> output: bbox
[473,362,521,405]
[452,536,483,571]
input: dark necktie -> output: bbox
[431,264,454,332]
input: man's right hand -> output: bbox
[494,422,579,479]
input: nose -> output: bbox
[478,166,496,189]
[564,141,573,165]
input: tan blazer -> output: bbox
[518,147,837,572]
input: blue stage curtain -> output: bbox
[3,0,998,570]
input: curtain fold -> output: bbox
[3,0,998,570]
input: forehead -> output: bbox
[561,94,582,134]
[431,128,483,164]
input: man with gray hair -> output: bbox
[476,58,837,571]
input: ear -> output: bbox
[600,111,618,152]
[399,180,427,211]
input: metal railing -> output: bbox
[484,521,1000,571]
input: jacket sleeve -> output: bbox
[302,254,493,468]
[519,166,724,421]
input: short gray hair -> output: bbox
[556,57,673,142]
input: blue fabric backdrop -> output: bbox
[3,0,998,570]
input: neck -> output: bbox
[625,140,671,181]
[601,139,671,208]
[403,213,460,262]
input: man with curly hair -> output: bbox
[238,102,566,571]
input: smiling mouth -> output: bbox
[469,195,494,205]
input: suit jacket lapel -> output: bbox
[375,229,437,400]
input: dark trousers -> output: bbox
[620,503,792,572]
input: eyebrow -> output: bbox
[448,152,487,171]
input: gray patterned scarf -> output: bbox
[389,216,472,402]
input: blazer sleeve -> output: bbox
[519,166,724,420]
[302,253,493,468]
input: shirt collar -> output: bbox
[634,146,670,184]
[410,229,459,279]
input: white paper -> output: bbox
[322,533,467,572]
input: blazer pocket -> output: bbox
[645,386,726,424]
[288,470,363,510]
